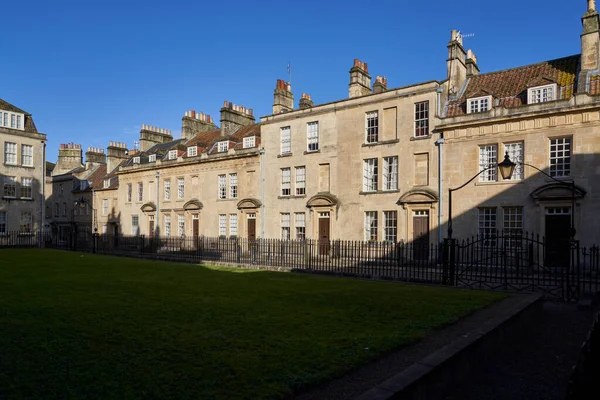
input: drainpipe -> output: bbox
[435,137,445,244]
[41,140,46,245]
[259,149,265,238]
[155,172,160,237]
[436,87,443,117]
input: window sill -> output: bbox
[303,150,320,155]
[474,180,521,187]
[362,139,399,147]
[410,135,432,141]
[278,195,306,200]
[21,165,35,169]
[3,163,18,167]
[278,153,293,158]
[359,190,400,195]
[217,198,237,202]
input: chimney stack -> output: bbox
[299,93,314,109]
[273,79,294,114]
[349,59,372,98]
[53,143,83,175]
[181,110,217,140]
[85,147,106,169]
[579,0,600,92]
[220,101,255,136]
[139,124,173,152]
[373,76,388,94]
[447,30,468,96]
[106,141,128,173]
[466,50,480,77]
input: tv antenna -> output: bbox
[457,31,475,41]
[133,140,139,150]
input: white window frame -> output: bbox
[415,101,429,137]
[3,176,16,197]
[528,84,556,104]
[127,183,132,202]
[383,211,397,242]
[307,122,319,152]
[363,158,378,192]
[467,95,492,113]
[503,207,523,246]
[21,177,32,199]
[295,166,306,196]
[20,212,32,233]
[243,136,256,149]
[22,145,33,167]
[164,215,171,237]
[149,154,156,162]
[137,182,143,202]
[219,214,227,236]
[229,173,238,199]
[478,207,497,244]
[382,156,398,191]
[229,214,238,237]
[4,142,17,165]
[132,215,139,235]
[365,111,379,143]
[295,212,306,240]
[280,126,291,155]
[103,179,110,189]
[365,211,378,241]
[504,142,524,181]
[549,137,571,177]
[217,141,229,152]
[218,175,226,199]
[168,150,177,160]
[281,213,291,240]
[163,180,170,200]
[102,199,108,216]
[178,215,185,236]
[133,156,140,164]
[479,144,498,182]
[177,178,185,199]
[187,146,197,157]
[281,168,291,196]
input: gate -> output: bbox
[443,232,582,301]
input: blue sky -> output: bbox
[2,0,586,162]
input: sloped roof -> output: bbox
[447,55,580,117]
[0,98,39,133]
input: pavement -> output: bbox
[443,301,595,400]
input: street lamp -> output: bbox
[447,152,576,240]
[447,153,516,239]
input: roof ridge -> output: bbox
[475,54,580,79]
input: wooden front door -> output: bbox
[413,211,430,260]
[545,207,571,268]
[248,218,256,240]
[318,213,330,255]
[149,220,154,237]
[192,217,199,238]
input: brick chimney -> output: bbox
[273,79,294,114]
[85,147,106,169]
[579,0,600,92]
[466,50,480,77]
[181,110,217,140]
[349,59,372,98]
[106,141,128,173]
[53,143,83,175]
[447,30,468,96]
[373,76,388,94]
[299,93,314,109]
[139,124,173,152]
[220,101,255,136]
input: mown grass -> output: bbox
[0,249,504,399]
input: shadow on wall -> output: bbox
[0,172,43,232]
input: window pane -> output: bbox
[549,137,571,177]
[414,101,429,137]
[295,166,305,195]
[366,112,378,143]
[363,159,378,191]
[307,122,319,151]
[479,145,498,182]
[280,127,291,154]
[504,142,523,180]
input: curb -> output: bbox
[354,293,543,400]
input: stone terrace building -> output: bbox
[437,0,600,254]
[0,99,46,234]
[260,64,444,247]
[116,103,262,239]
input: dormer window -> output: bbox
[149,154,156,162]
[81,180,89,190]
[187,146,198,157]
[467,95,492,113]
[528,84,556,104]
[0,110,25,131]
[217,141,229,152]
[103,179,110,189]
[168,150,177,160]
[243,136,256,149]
[133,157,140,164]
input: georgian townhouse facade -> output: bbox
[437,1,600,250]
[260,69,443,244]
[0,99,46,234]
[116,105,262,239]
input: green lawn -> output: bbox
[0,249,504,399]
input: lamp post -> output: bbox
[447,153,516,239]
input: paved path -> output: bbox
[444,301,594,400]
